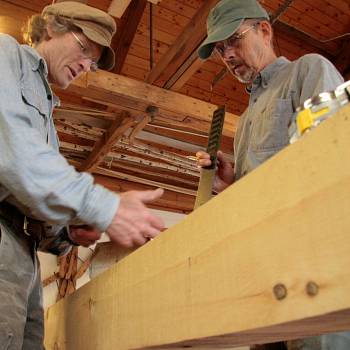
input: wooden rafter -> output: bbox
[108,0,160,18]
[110,0,148,74]
[60,138,198,174]
[95,167,196,196]
[68,71,239,138]
[103,162,198,188]
[62,124,200,195]
[78,112,135,172]
[72,157,197,196]
[93,174,195,213]
[164,50,203,92]
[273,20,335,60]
[108,0,132,18]
[145,0,221,86]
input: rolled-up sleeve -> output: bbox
[0,35,119,232]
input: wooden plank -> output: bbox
[93,174,195,213]
[108,0,131,18]
[45,104,350,349]
[109,163,198,188]
[94,167,196,196]
[273,20,335,59]
[78,112,135,172]
[68,71,239,137]
[159,0,199,19]
[165,51,203,91]
[111,0,147,74]
[301,0,350,27]
[146,0,220,86]
[263,1,339,51]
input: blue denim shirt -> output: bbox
[0,34,119,253]
[234,55,344,180]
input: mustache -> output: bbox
[226,60,244,69]
[213,49,244,70]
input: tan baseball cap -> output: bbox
[42,1,117,70]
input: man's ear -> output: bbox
[259,20,273,46]
[45,25,54,41]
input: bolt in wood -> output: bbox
[273,283,287,300]
[306,281,319,296]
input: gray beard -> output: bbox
[233,67,257,84]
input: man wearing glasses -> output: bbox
[196,0,348,349]
[0,1,164,348]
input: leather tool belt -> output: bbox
[0,201,44,246]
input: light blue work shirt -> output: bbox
[0,34,119,252]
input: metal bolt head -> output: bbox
[145,105,159,117]
[273,283,287,300]
[306,281,319,297]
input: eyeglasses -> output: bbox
[71,32,99,72]
[215,22,260,56]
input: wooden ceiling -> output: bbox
[1,0,349,213]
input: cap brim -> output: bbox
[198,19,244,60]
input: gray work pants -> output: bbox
[0,218,44,350]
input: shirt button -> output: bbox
[254,98,258,103]
[47,94,52,100]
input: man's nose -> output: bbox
[78,58,92,73]
[222,47,237,62]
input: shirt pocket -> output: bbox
[20,85,49,138]
[251,98,293,153]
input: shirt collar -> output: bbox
[21,45,60,107]
[21,45,49,76]
[248,56,291,93]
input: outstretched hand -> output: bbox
[106,188,165,248]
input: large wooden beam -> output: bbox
[45,104,350,349]
[108,0,159,17]
[165,50,203,92]
[145,0,220,86]
[108,0,132,18]
[93,174,194,213]
[68,71,239,137]
[78,112,135,172]
[111,0,147,74]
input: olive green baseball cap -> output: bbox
[42,1,117,70]
[198,0,269,60]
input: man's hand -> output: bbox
[196,150,234,193]
[69,226,102,247]
[106,188,165,248]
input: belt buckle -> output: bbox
[23,216,31,236]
